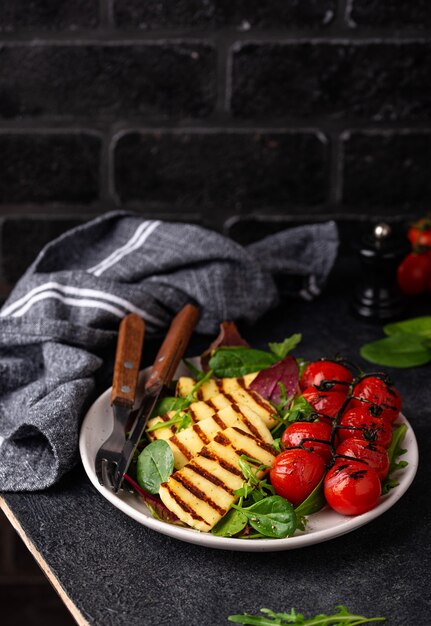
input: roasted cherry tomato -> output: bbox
[302,387,347,420]
[300,360,353,393]
[337,407,392,448]
[281,420,333,464]
[397,252,431,295]
[270,449,326,507]
[353,376,401,423]
[336,438,390,480]
[324,460,381,515]
[408,215,431,248]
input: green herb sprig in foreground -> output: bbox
[228,604,385,625]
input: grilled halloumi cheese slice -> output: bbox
[146,394,232,441]
[176,375,277,428]
[166,403,273,469]
[159,426,276,532]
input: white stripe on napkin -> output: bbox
[0,282,164,326]
[87,220,161,277]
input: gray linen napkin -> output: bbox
[0,212,338,491]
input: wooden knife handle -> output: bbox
[145,303,200,394]
[111,313,145,407]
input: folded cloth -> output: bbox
[0,211,338,491]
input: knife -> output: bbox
[95,313,145,486]
[112,302,200,492]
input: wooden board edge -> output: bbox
[0,496,91,626]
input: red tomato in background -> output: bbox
[300,360,353,393]
[408,216,431,248]
[302,387,347,420]
[337,408,392,448]
[324,460,381,515]
[397,253,431,295]
[353,376,402,423]
[336,438,390,480]
[270,449,326,507]
[281,420,333,464]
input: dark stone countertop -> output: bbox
[2,278,430,626]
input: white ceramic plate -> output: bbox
[79,361,419,552]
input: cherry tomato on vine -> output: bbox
[324,460,381,515]
[337,407,392,448]
[353,376,402,423]
[408,216,431,248]
[281,420,333,464]
[336,438,390,480]
[302,387,347,420]
[270,449,326,507]
[397,253,431,295]
[300,360,353,393]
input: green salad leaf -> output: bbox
[209,347,279,378]
[294,477,326,518]
[268,334,302,359]
[384,316,431,339]
[360,333,431,368]
[136,440,174,494]
[228,605,385,625]
[381,423,409,495]
[232,495,298,539]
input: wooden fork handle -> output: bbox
[145,303,200,394]
[111,313,145,408]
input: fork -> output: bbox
[95,313,145,486]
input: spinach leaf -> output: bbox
[268,333,302,359]
[136,440,174,494]
[384,316,431,339]
[360,333,431,368]
[294,477,326,517]
[211,509,248,537]
[209,347,278,378]
[233,495,298,539]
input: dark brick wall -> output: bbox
[0,1,429,278]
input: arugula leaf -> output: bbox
[228,604,386,625]
[233,495,298,539]
[209,347,279,378]
[384,316,431,339]
[381,423,408,495]
[268,334,302,359]
[136,440,174,494]
[360,333,431,368]
[151,396,188,418]
[271,395,315,437]
[146,411,192,433]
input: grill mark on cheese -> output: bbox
[247,388,273,411]
[212,414,228,430]
[222,392,237,406]
[237,377,247,389]
[206,399,217,410]
[169,436,194,461]
[213,432,230,447]
[187,406,200,423]
[187,463,234,495]
[199,448,242,476]
[172,474,226,516]
[196,387,204,400]
[236,413,261,440]
[193,423,210,444]
[230,426,275,454]
[163,483,207,523]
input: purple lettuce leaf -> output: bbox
[249,355,299,405]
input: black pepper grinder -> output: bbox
[352,223,409,321]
